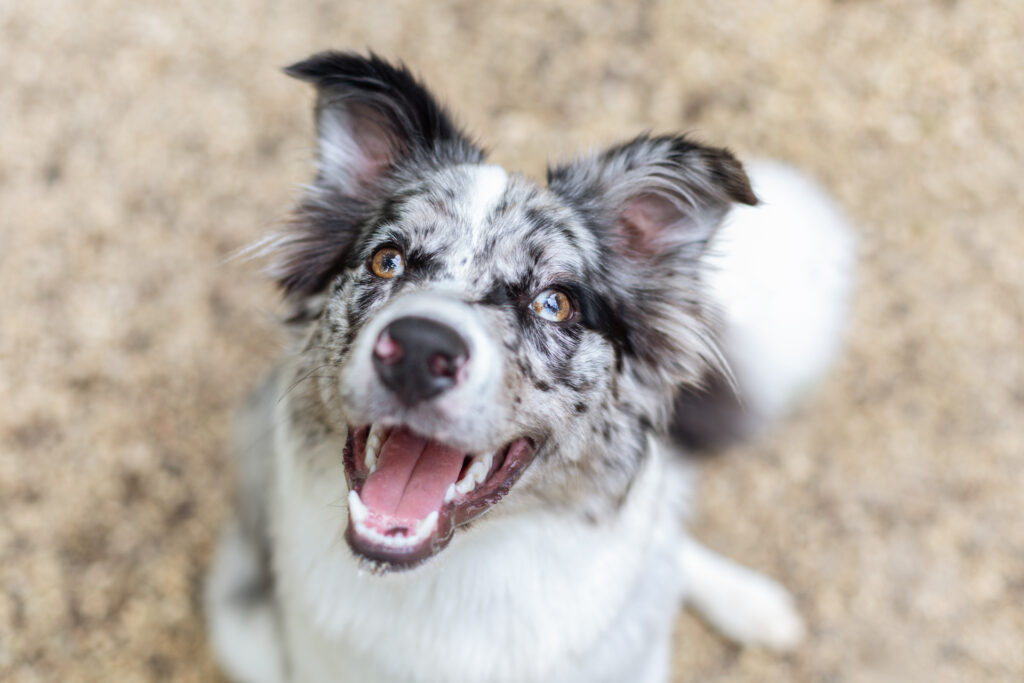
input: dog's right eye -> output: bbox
[370,246,405,279]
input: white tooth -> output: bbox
[453,450,497,495]
[444,483,457,503]
[471,450,494,484]
[455,474,475,495]
[414,511,439,541]
[469,460,487,485]
[365,424,384,473]
[348,490,368,525]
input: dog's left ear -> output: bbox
[547,134,756,261]
[548,135,756,387]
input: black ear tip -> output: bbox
[282,50,384,84]
[282,61,309,80]
[283,52,336,83]
[733,177,760,206]
[708,146,759,206]
[730,173,759,206]
[724,160,759,206]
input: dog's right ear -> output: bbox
[268,52,483,301]
[547,135,757,386]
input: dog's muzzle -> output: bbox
[338,291,539,569]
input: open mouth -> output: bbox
[342,425,537,568]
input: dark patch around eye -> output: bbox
[483,273,632,370]
[479,282,514,308]
[479,276,532,309]
[559,282,633,359]
[345,228,407,271]
[404,248,444,282]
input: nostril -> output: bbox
[428,352,464,379]
[373,330,403,365]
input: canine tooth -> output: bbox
[471,451,494,484]
[414,511,439,541]
[348,490,368,525]
[444,483,457,503]
[455,476,475,496]
[455,464,482,494]
[365,424,384,472]
[453,450,496,495]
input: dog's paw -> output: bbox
[701,568,805,650]
[679,537,805,651]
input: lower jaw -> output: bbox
[344,491,454,569]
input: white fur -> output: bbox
[207,409,805,682]
[465,164,509,231]
[271,423,681,683]
[706,161,855,423]
[317,109,370,193]
[206,521,286,683]
[679,536,805,650]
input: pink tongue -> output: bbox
[360,427,466,521]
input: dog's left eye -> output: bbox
[530,289,574,323]
[370,246,405,279]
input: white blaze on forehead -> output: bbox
[462,164,509,230]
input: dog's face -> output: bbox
[270,53,756,569]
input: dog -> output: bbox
[205,52,854,683]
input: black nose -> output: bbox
[372,317,470,406]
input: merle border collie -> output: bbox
[206,52,854,683]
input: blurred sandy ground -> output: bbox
[1,0,1022,681]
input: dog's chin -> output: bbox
[342,424,537,570]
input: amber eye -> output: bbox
[530,289,574,322]
[370,246,405,279]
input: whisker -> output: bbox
[275,364,339,405]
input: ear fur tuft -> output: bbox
[548,134,756,259]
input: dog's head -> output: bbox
[269,52,756,569]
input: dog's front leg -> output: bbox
[678,535,805,650]
[206,520,287,683]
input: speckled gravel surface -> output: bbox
[2,1,1022,681]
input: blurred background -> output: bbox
[1,0,1022,681]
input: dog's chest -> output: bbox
[271,428,685,683]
